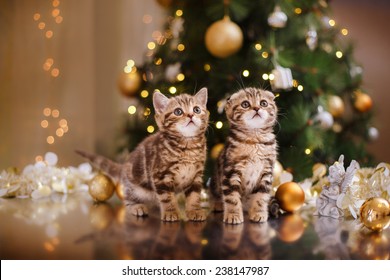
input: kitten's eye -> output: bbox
[193,106,201,114]
[241,101,250,108]
[260,100,268,107]
[174,108,183,116]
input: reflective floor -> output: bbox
[1,192,389,260]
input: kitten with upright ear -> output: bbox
[211,87,278,224]
[77,88,209,222]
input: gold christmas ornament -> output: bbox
[328,95,345,117]
[273,160,284,179]
[89,173,115,202]
[354,90,373,113]
[205,16,243,58]
[275,182,305,212]
[210,143,224,159]
[118,70,142,98]
[276,214,304,243]
[360,197,390,232]
[116,182,125,200]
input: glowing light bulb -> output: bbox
[128,105,137,115]
[176,73,185,81]
[176,10,183,17]
[147,125,155,133]
[204,64,211,71]
[305,148,311,155]
[297,85,304,91]
[177,44,185,51]
[262,73,269,80]
[255,43,262,50]
[216,121,223,129]
[329,19,336,27]
[295,8,302,14]
[336,51,343,58]
[147,42,156,50]
[169,86,177,94]
[140,90,149,98]
[341,28,348,36]
[242,70,250,77]
[262,52,269,58]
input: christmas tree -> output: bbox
[118,0,375,181]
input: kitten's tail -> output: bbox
[75,150,122,182]
[268,196,280,218]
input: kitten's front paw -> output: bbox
[186,210,207,222]
[223,213,244,224]
[249,211,268,223]
[130,204,148,217]
[161,210,180,222]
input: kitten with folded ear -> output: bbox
[211,87,278,224]
[77,88,209,222]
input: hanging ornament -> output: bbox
[205,16,243,58]
[89,173,115,202]
[328,95,345,118]
[354,90,373,113]
[165,62,181,82]
[273,160,284,181]
[275,182,305,212]
[210,143,224,159]
[360,197,390,232]
[276,214,305,243]
[306,27,318,51]
[268,6,288,28]
[270,65,293,91]
[314,107,334,129]
[118,70,142,98]
[368,127,379,141]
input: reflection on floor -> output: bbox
[0,193,389,260]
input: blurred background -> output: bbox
[0,0,389,170]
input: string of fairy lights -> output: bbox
[33,0,69,163]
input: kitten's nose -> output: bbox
[253,107,260,111]
[188,114,193,119]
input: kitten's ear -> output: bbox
[153,91,170,114]
[263,90,276,100]
[194,87,208,107]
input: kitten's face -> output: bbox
[153,88,208,138]
[225,88,277,130]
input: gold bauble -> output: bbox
[277,214,305,243]
[89,174,115,202]
[275,182,305,212]
[118,70,142,97]
[89,203,114,230]
[360,197,390,232]
[116,183,125,200]
[210,143,224,159]
[205,16,243,58]
[354,91,373,113]
[328,95,345,117]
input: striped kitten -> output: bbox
[77,88,209,222]
[211,88,278,224]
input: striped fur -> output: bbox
[212,88,278,224]
[77,88,209,222]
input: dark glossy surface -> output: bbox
[1,193,389,260]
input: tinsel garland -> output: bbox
[0,152,94,199]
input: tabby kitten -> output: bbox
[211,87,278,224]
[77,88,209,222]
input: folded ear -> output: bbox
[263,90,275,100]
[194,87,208,107]
[153,91,170,114]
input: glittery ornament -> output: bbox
[89,173,115,202]
[368,127,379,141]
[268,6,288,28]
[205,16,243,58]
[118,70,142,98]
[354,90,373,113]
[306,27,318,51]
[328,95,345,118]
[360,197,390,232]
[89,203,114,230]
[275,182,305,212]
[270,65,293,91]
